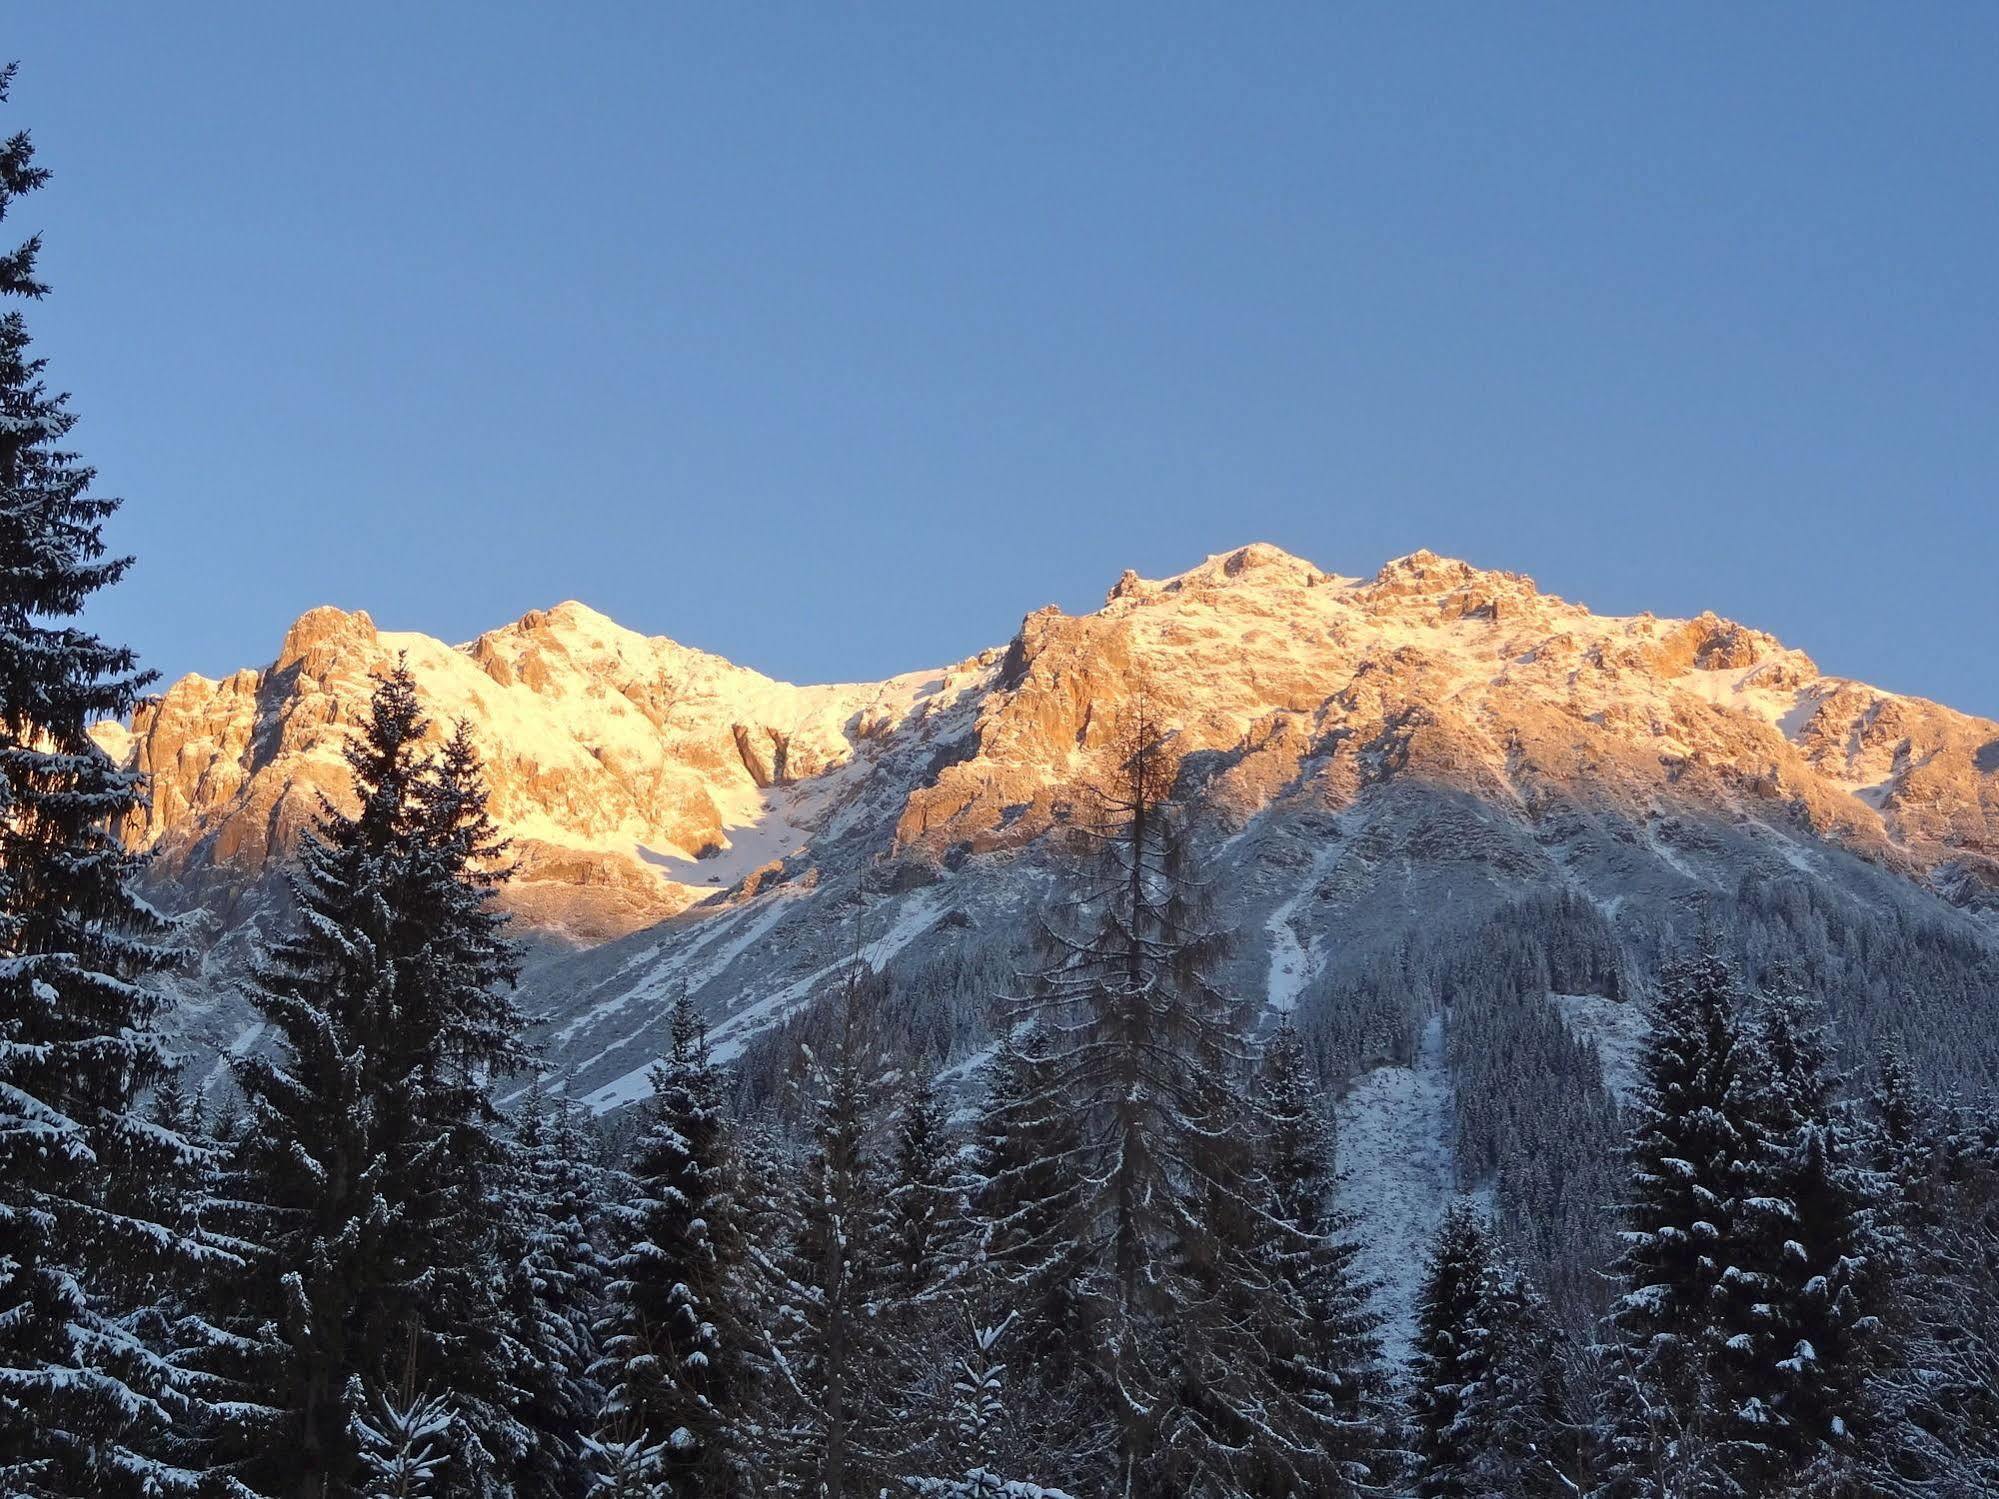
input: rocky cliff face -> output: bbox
[101,543,1999,950]
[893,543,1994,895]
[101,597,981,943]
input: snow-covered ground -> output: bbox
[579,889,950,1113]
[1552,991,1649,1106]
[1334,1012,1458,1366]
[1263,843,1342,1014]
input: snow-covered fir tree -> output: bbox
[500,1078,610,1498]
[883,1073,963,1305]
[0,66,230,1497]
[212,665,534,1496]
[1248,1016,1390,1497]
[1408,1200,1496,1499]
[1856,1072,1999,1495]
[1735,987,1892,1489]
[878,1071,970,1477]
[902,1310,1077,1499]
[1602,946,1773,1497]
[963,1020,1092,1426]
[1409,1202,1584,1497]
[1861,1046,1932,1214]
[579,1430,671,1499]
[1455,1259,1574,1499]
[353,1366,455,1499]
[755,965,902,1497]
[593,987,752,1496]
[999,704,1290,1496]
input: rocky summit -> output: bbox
[105,542,1999,949]
[103,540,1997,1070]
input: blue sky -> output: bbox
[10,7,1995,713]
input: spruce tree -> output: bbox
[1410,1203,1583,1499]
[499,1080,607,1498]
[883,1073,962,1304]
[961,1024,1098,1477]
[0,64,225,1497]
[594,988,748,1496]
[353,1372,454,1499]
[1408,1201,1496,1499]
[759,967,900,1497]
[1603,947,1771,1496]
[965,1024,1090,1380]
[1456,1262,1570,1499]
[1001,705,1262,1493]
[1248,1017,1389,1498]
[1762,1123,1886,1473]
[902,1311,1079,1499]
[1861,1046,1935,1227]
[1738,988,1890,1486]
[215,666,533,1496]
[879,1073,968,1480]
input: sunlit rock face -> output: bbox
[891,543,1995,898]
[100,598,979,944]
[98,543,1999,957]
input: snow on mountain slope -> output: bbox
[100,597,990,943]
[1335,1013,1459,1366]
[99,543,1999,1363]
[100,543,1999,1100]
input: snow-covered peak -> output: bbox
[275,604,377,671]
[112,592,967,943]
[104,545,1999,951]
[1099,542,1343,608]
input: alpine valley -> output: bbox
[97,542,1999,1341]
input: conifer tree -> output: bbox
[1408,1201,1496,1499]
[1859,1090,1999,1496]
[961,1024,1100,1480]
[718,1110,792,1493]
[580,1431,670,1499]
[500,1080,607,1498]
[884,1074,962,1303]
[1861,1046,1935,1226]
[1737,988,1890,1486]
[879,1073,968,1479]
[902,1311,1078,1499]
[758,967,900,1497]
[215,666,533,1496]
[1248,1017,1389,1498]
[0,64,227,1497]
[594,988,748,1496]
[353,1364,454,1499]
[1410,1203,1583,1499]
[1761,1124,1887,1477]
[1603,947,1772,1495]
[964,1024,1091,1392]
[1001,705,1262,1493]
[1456,1262,1570,1499]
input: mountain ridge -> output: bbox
[97,542,1999,951]
[107,543,1999,1343]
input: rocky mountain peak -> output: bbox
[1106,543,1336,610]
[276,604,377,673]
[99,545,1999,959]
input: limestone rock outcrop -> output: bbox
[96,545,1999,951]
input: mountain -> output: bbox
[106,544,1999,921]
[100,543,1999,1335]
[98,596,964,944]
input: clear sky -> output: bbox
[9,6,1996,714]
